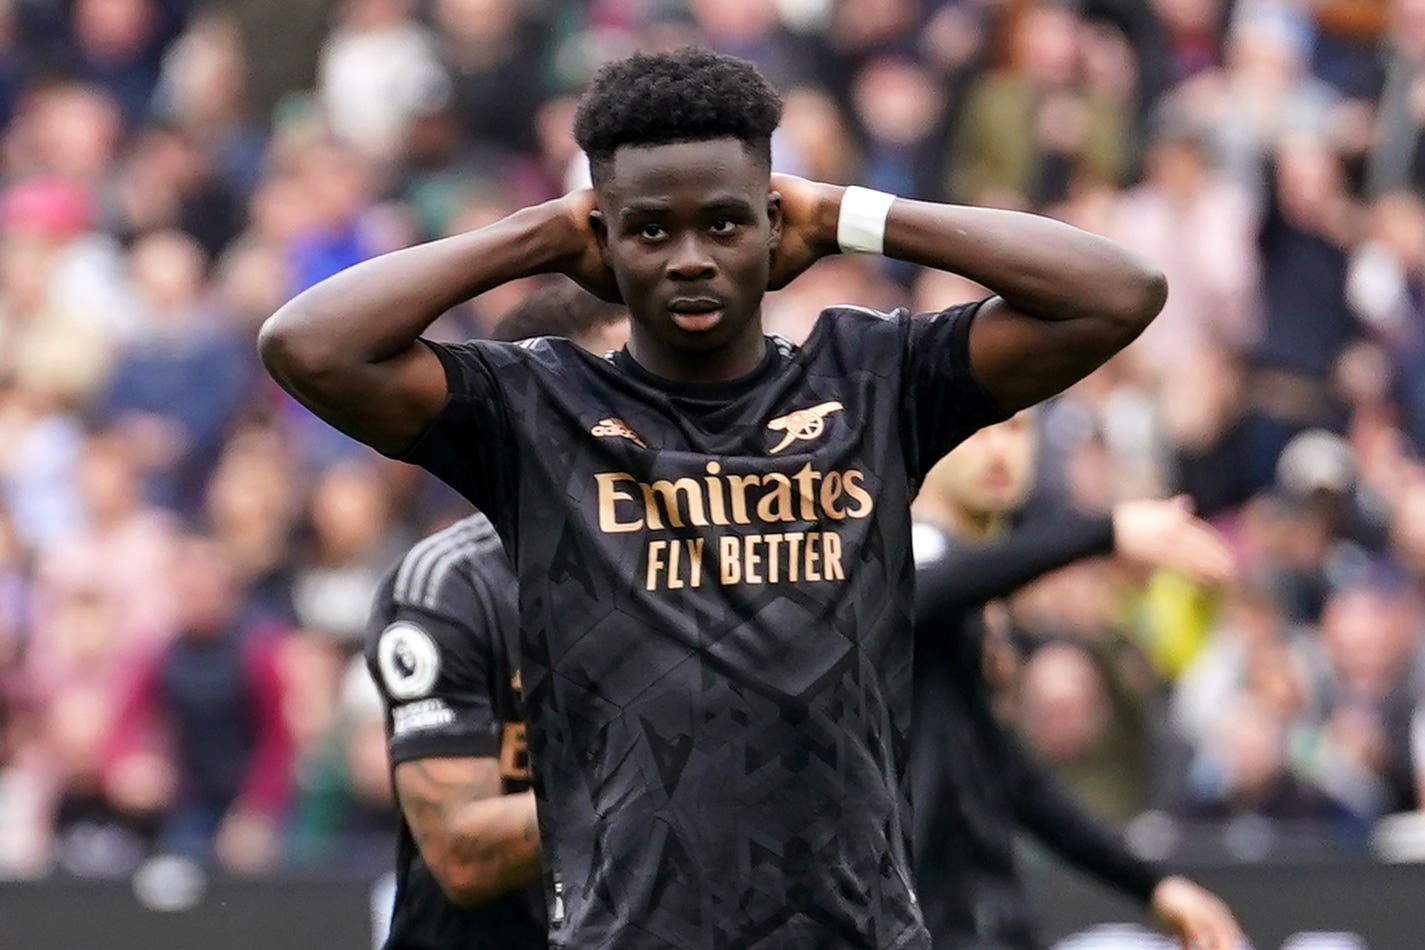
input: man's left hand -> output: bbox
[1150,875,1245,950]
[767,175,841,290]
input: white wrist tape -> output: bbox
[836,186,896,255]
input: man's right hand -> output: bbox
[555,190,622,302]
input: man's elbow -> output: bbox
[1107,261,1168,340]
[257,307,338,388]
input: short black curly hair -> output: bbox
[573,48,783,183]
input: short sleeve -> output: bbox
[900,299,1010,484]
[394,339,519,516]
[367,602,503,765]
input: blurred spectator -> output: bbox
[774,85,860,184]
[291,461,406,652]
[283,138,393,294]
[59,0,176,125]
[0,380,85,550]
[103,534,292,871]
[287,656,394,865]
[1310,0,1388,100]
[849,55,943,199]
[0,174,137,391]
[948,2,1132,207]
[3,80,123,184]
[1347,192,1425,448]
[318,0,446,164]
[432,0,550,158]
[1367,0,1425,195]
[1173,585,1310,747]
[1109,105,1261,376]
[110,124,245,257]
[1176,694,1335,822]
[153,10,266,196]
[688,0,809,89]
[1235,137,1363,495]
[1146,0,1229,85]
[1018,638,1151,823]
[1295,582,1421,824]
[1172,2,1341,195]
[96,230,252,512]
[46,682,164,876]
[32,431,179,651]
[203,425,301,625]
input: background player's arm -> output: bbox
[916,499,1232,631]
[771,177,1167,413]
[1003,736,1244,949]
[257,196,607,455]
[915,511,1115,626]
[394,756,541,906]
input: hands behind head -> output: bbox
[1150,875,1245,950]
[555,176,842,302]
[555,189,622,303]
[767,174,840,291]
[1112,496,1236,587]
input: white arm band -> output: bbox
[836,186,897,255]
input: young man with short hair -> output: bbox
[263,48,1165,950]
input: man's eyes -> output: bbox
[632,218,741,240]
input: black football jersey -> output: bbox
[399,303,1005,949]
[366,514,545,950]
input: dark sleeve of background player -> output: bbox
[393,340,520,522]
[900,299,1013,485]
[914,509,1114,630]
[366,594,504,766]
[1003,729,1164,903]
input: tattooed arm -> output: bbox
[394,756,542,906]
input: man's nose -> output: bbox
[666,233,716,280]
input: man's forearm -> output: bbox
[258,200,580,452]
[1006,734,1162,903]
[881,199,1164,328]
[437,789,542,903]
[261,202,570,370]
[788,183,1165,411]
[398,758,542,906]
[915,511,1114,625]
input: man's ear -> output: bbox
[766,190,783,248]
[589,208,613,267]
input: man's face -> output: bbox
[926,412,1037,519]
[592,137,780,363]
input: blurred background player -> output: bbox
[911,411,1243,950]
[367,283,625,950]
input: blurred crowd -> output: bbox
[1,0,1425,881]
